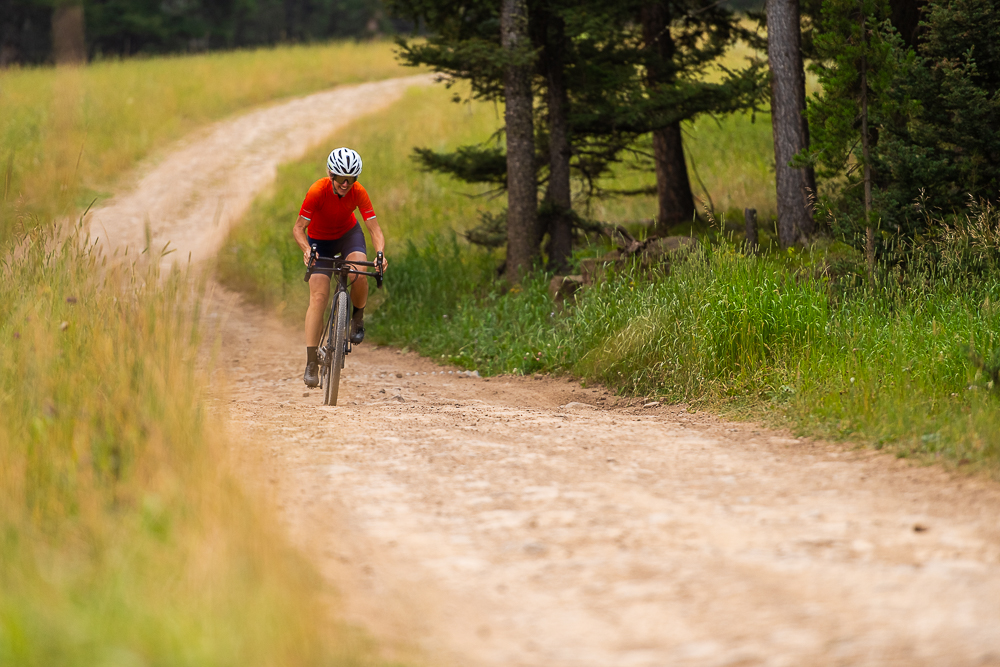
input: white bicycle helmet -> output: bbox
[327,147,363,177]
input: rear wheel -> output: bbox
[324,291,348,406]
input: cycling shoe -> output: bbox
[303,361,319,387]
[349,323,365,345]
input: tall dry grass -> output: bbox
[0,224,388,665]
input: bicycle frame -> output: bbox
[304,247,383,405]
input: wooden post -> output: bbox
[744,208,759,254]
[52,3,86,65]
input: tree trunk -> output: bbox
[641,1,695,234]
[501,0,538,282]
[544,13,573,273]
[766,0,815,248]
[889,0,926,48]
[640,0,694,234]
[52,2,85,65]
[652,123,695,231]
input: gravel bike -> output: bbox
[305,246,384,406]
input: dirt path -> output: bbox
[96,80,1000,666]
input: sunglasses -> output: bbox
[330,174,357,186]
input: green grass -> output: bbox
[0,40,414,242]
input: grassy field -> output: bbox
[0,40,412,242]
[1,43,415,666]
[220,74,1000,476]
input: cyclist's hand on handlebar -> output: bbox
[376,252,388,273]
[303,249,313,267]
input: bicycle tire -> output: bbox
[317,303,331,392]
[324,291,348,406]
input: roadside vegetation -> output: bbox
[221,79,1000,476]
[1,43,410,666]
[0,39,409,242]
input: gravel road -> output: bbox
[91,78,1000,667]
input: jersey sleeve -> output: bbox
[355,184,376,221]
[299,179,325,220]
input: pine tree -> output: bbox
[875,0,1000,234]
[806,0,1000,252]
[803,0,903,273]
[391,0,764,270]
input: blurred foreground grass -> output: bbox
[0,40,411,242]
[1,226,392,665]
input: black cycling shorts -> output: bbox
[307,224,367,277]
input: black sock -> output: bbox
[352,305,364,320]
[307,346,317,364]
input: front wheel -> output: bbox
[323,291,349,406]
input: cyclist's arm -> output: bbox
[293,215,312,265]
[362,215,388,271]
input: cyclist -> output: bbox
[293,147,388,388]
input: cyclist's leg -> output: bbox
[345,250,368,344]
[303,272,330,387]
[346,250,369,309]
[306,273,331,346]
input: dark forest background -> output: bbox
[0,0,409,64]
[0,1,764,66]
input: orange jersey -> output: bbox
[299,179,376,240]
